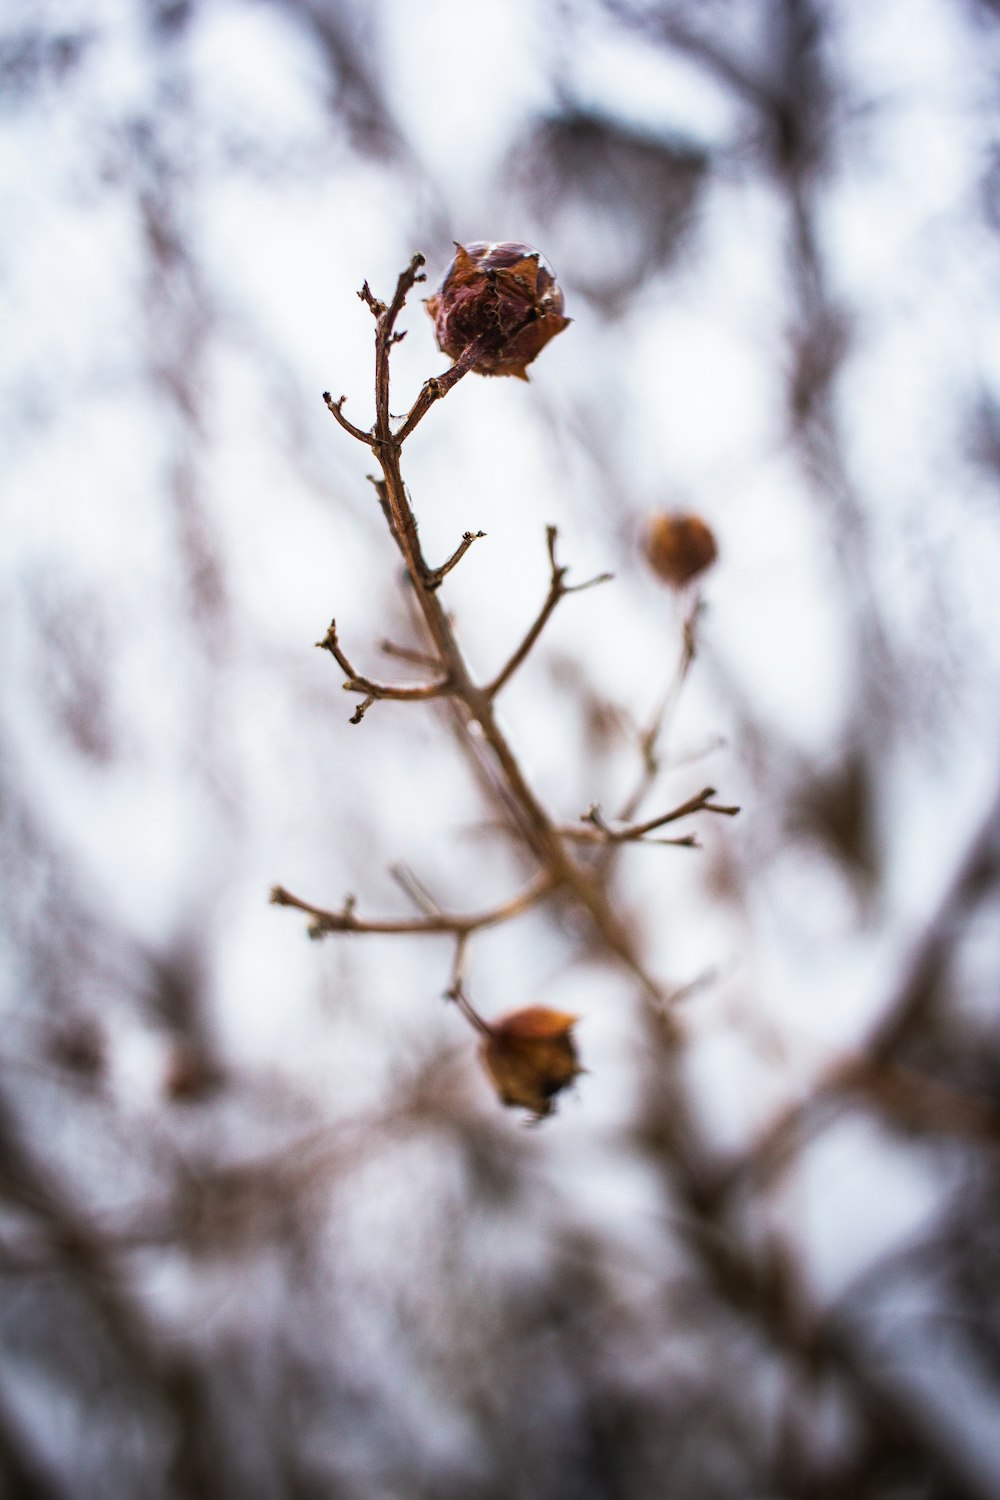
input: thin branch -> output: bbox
[560,787,739,846]
[423,531,487,591]
[366,253,429,461]
[316,620,450,722]
[487,526,613,697]
[389,863,444,918]
[379,639,442,669]
[383,255,426,330]
[394,336,492,445]
[322,391,374,447]
[317,256,684,1008]
[364,270,668,1009]
[357,278,387,318]
[661,967,720,1008]
[397,285,580,444]
[619,600,702,824]
[609,786,740,838]
[451,983,494,1037]
[444,936,494,1039]
[270,871,555,941]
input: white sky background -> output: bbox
[3,0,1000,1484]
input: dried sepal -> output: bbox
[426,241,570,380]
[480,1005,583,1120]
[645,511,718,588]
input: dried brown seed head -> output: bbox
[645,511,718,587]
[480,1005,583,1120]
[425,241,570,380]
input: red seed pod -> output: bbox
[425,241,570,380]
[480,1005,583,1119]
[645,511,718,587]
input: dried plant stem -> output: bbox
[560,786,740,847]
[618,598,701,823]
[444,934,494,1039]
[425,530,487,590]
[379,639,442,669]
[345,254,667,1009]
[487,526,613,698]
[316,618,450,722]
[270,871,554,940]
[302,254,738,1023]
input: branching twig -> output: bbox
[487,526,613,698]
[322,391,374,447]
[270,872,555,941]
[283,255,730,1027]
[424,530,487,590]
[358,279,387,318]
[316,619,450,723]
[560,787,740,847]
[360,261,667,1005]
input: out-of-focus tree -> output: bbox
[2,0,1000,1496]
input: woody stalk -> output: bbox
[271,242,737,1118]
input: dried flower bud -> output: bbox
[480,1005,583,1119]
[426,241,570,380]
[645,511,718,587]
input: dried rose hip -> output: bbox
[479,1005,583,1119]
[645,511,718,587]
[425,241,570,380]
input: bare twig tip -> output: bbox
[358,280,386,316]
